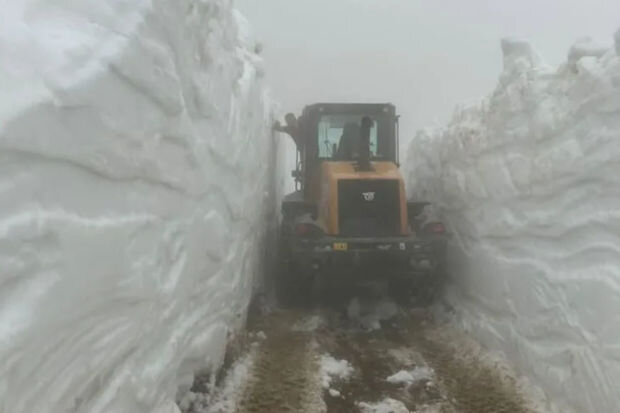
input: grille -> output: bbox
[337,179,401,237]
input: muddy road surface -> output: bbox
[181,297,549,413]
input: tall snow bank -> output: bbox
[0,1,279,413]
[406,33,620,413]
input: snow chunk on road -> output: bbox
[328,389,341,398]
[291,314,326,332]
[387,347,426,367]
[386,370,415,385]
[386,367,434,385]
[320,354,354,389]
[357,398,410,413]
[347,297,399,330]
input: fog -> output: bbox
[2,1,619,412]
[236,0,620,150]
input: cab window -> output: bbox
[317,115,379,159]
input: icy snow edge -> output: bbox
[406,33,620,413]
[0,1,279,413]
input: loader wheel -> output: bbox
[389,269,446,307]
[388,277,416,306]
[275,261,314,308]
[417,266,447,305]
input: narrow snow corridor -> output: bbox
[1,0,619,411]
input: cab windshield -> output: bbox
[317,114,380,160]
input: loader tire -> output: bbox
[389,268,446,307]
[275,261,313,308]
[388,277,416,306]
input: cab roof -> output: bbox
[302,103,396,115]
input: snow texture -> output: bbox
[320,354,354,389]
[386,367,433,386]
[328,388,341,398]
[201,349,256,413]
[0,1,279,413]
[346,297,399,330]
[567,37,608,68]
[357,398,410,413]
[291,314,326,332]
[406,33,620,413]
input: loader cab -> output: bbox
[296,103,400,198]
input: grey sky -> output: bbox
[236,0,620,141]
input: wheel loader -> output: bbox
[275,103,447,305]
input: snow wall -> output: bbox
[0,1,281,413]
[406,33,620,412]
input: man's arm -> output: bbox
[272,121,296,137]
[273,116,303,149]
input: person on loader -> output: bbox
[357,116,373,169]
[273,113,303,150]
[335,122,360,160]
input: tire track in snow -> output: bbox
[317,322,453,413]
[395,312,537,413]
[236,311,324,413]
[190,304,551,413]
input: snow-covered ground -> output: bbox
[0,1,280,413]
[201,304,547,412]
[386,367,433,386]
[357,398,410,413]
[406,32,620,412]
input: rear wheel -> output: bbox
[417,271,445,305]
[275,258,315,308]
[276,213,318,307]
[388,277,416,306]
[389,268,446,306]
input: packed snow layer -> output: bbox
[0,1,280,413]
[406,33,620,412]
